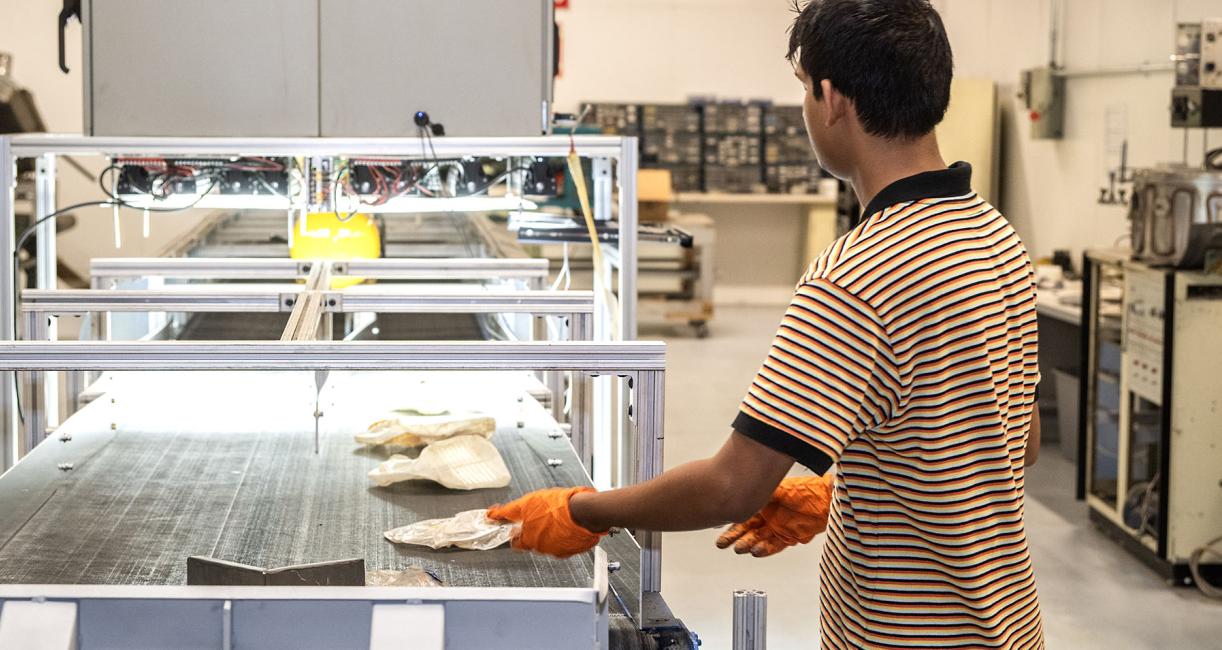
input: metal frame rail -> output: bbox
[90,257,552,285]
[0,135,641,478]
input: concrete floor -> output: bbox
[646,304,1222,649]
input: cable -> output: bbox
[98,165,222,212]
[1190,535,1222,599]
[1206,147,1222,171]
[14,200,117,256]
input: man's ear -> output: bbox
[820,79,850,128]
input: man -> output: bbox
[489,1,1044,647]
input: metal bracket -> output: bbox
[321,292,343,312]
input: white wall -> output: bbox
[935,0,1221,261]
[554,0,803,110]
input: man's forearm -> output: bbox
[568,431,794,533]
[570,458,743,533]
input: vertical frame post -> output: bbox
[0,136,17,470]
[22,311,49,454]
[634,369,665,595]
[569,312,594,469]
[732,589,768,650]
[616,138,638,341]
[34,154,59,431]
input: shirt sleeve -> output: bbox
[733,279,895,474]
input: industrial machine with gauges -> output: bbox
[1126,19,1222,271]
[1076,17,1222,600]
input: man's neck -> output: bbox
[848,134,948,211]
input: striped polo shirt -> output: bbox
[733,163,1043,649]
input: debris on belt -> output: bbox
[365,567,443,587]
[356,413,496,449]
[385,509,515,551]
[368,435,511,490]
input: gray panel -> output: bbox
[79,599,223,649]
[233,600,371,650]
[445,600,598,649]
[87,0,318,136]
[320,0,552,137]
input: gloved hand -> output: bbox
[487,486,606,559]
[716,474,833,557]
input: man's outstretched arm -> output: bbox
[486,432,797,558]
[570,431,795,533]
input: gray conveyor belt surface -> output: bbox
[177,312,485,341]
[178,312,290,340]
[0,371,641,620]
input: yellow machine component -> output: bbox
[290,211,381,288]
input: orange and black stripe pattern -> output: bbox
[734,163,1043,648]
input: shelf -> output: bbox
[674,191,836,206]
[1035,295,1082,325]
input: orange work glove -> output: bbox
[487,486,606,559]
[715,474,833,557]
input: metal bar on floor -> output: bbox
[732,589,767,650]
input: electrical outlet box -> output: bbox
[1020,66,1065,140]
[1170,86,1222,128]
[1176,23,1203,86]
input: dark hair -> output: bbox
[787,0,953,139]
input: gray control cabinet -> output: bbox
[320,0,553,137]
[83,0,553,137]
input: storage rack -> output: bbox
[702,101,765,194]
[588,101,828,195]
[764,105,824,194]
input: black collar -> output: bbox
[861,161,974,219]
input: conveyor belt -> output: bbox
[373,313,485,340]
[178,313,290,340]
[176,313,486,341]
[0,372,641,620]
